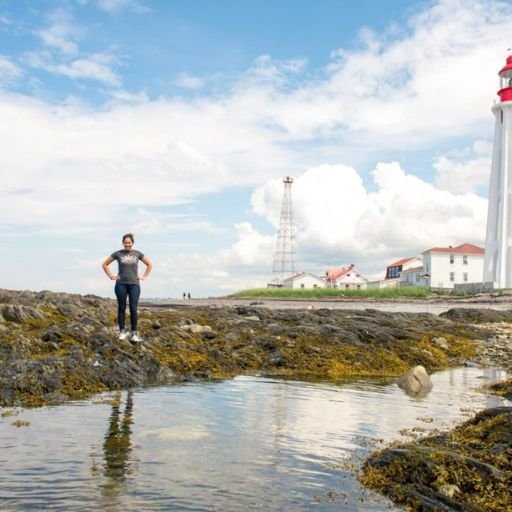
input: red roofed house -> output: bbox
[422,243,484,289]
[385,256,423,280]
[325,264,369,289]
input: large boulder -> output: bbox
[397,365,433,397]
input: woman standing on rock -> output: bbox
[102,233,153,342]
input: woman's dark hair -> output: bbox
[122,233,134,243]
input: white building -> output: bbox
[422,243,484,290]
[283,272,325,289]
[385,256,423,280]
[399,265,428,287]
[325,264,368,290]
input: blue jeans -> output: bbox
[114,282,141,331]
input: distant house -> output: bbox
[422,243,484,290]
[385,256,423,279]
[283,272,325,289]
[399,265,428,287]
[325,264,368,289]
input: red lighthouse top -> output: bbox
[498,54,512,102]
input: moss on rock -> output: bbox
[0,288,505,408]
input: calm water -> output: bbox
[0,368,509,512]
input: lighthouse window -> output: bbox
[450,272,455,282]
[500,76,512,89]
[449,254,454,264]
[463,255,468,265]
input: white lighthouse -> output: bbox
[483,54,512,288]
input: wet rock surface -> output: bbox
[397,365,433,397]
[358,306,512,512]
[0,288,509,408]
[361,407,512,512]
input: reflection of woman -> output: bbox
[103,391,134,482]
[102,233,152,342]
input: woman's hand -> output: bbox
[110,275,120,281]
[138,275,146,281]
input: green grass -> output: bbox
[230,287,433,299]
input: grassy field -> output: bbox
[231,287,434,299]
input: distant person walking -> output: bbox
[102,233,153,342]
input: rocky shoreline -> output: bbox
[0,287,500,407]
[1,288,512,509]
[360,310,512,511]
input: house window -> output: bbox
[463,272,468,282]
[300,284,305,288]
[450,254,454,264]
[450,272,455,282]
[357,284,361,289]
[313,284,317,288]
[425,263,429,273]
[463,255,468,265]
[345,284,349,289]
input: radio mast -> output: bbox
[269,176,296,287]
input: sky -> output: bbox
[0,0,510,298]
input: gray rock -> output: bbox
[267,350,286,366]
[432,336,449,350]
[397,365,433,397]
[225,332,240,342]
[41,326,63,343]
[2,304,45,323]
[155,367,175,384]
[180,324,214,335]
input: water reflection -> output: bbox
[0,368,509,511]
[100,391,135,498]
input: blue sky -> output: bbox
[0,0,510,297]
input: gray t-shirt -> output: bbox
[111,250,145,284]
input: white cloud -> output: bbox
[434,155,491,193]
[35,8,80,55]
[27,8,121,87]
[473,139,493,155]
[220,223,275,267]
[0,0,506,295]
[255,0,512,144]
[25,50,121,86]
[250,162,487,277]
[0,55,23,86]
[94,0,149,13]
[132,160,488,295]
[173,73,205,90]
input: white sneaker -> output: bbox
[118,330,129,341]
[131,332,142,342]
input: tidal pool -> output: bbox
[0,367,509,511]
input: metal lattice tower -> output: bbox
[270,176,296,286]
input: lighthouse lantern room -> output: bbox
[483,53,512,288]
[498,55,512,101]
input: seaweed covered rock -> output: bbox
[2,304,45,323]
[0,288,498,407]
[440,307,512,323]
[361,407,512,512]
[489,378,512,400]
